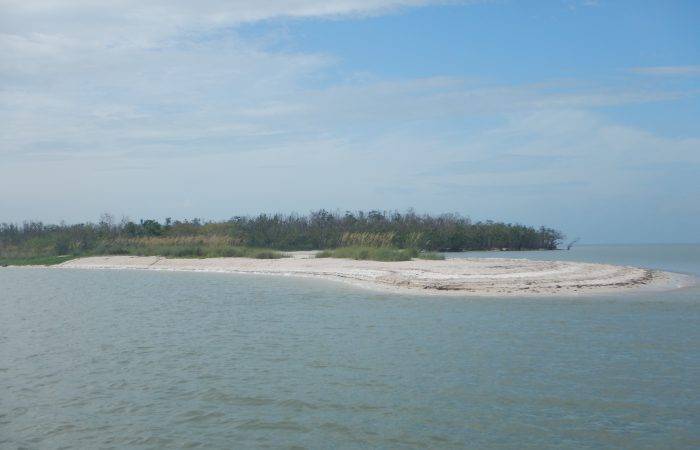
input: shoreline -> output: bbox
[36,254,694,296]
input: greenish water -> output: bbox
[1,245,699,449]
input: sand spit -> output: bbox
[54,254,692,296]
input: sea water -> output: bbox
[1,245,699,449]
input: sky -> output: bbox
[1,0,699,243]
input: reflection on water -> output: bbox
[1,245,699,449]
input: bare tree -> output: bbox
[566,237,580,250]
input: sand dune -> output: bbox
[55,254,692,296]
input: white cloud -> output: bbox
[0,1,456,43]
[2,0,690,165]
[0,1,468,162]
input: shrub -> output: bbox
[416,252,445,260]
[316,246,416,262]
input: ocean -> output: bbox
[1,244,698,449]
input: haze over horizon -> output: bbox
[1,0,698,244]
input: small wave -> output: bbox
[236,419,310,432]
[174,409,226,424]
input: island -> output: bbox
[1,211,691,295]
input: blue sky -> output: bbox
[1,0,698,243]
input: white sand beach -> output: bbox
[55,253,692,296]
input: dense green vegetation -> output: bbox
[0,210,563,265]
[0,255,76,267]
[88,237,283,259]
[316,246,445,262]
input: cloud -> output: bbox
[1,0,693,165]
[630,66,700,76]
[1,1,472,163]
[0,1,457,43]
[0,0,698,243]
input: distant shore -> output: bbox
[46,253,692,296]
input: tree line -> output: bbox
[0,210,564,259]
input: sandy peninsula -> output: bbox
[54,253,691,296]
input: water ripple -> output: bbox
[1,266,699,448]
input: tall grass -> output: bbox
[340,232,395,247]
[128,245,283,259]
[316,246,444,262]
[88,236,284,259]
